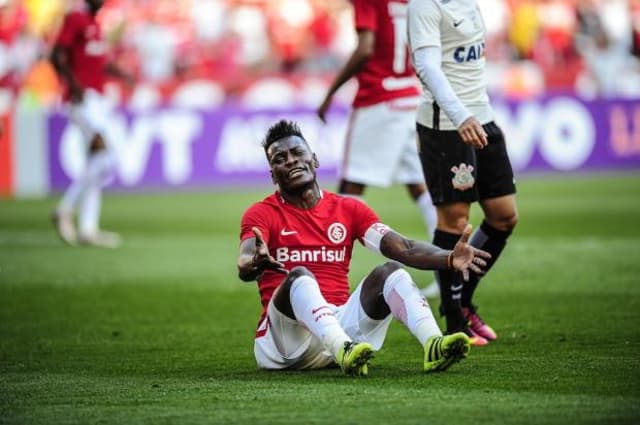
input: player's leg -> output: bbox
[54,172,85,245]
[271,266,372,375]
[56,90,118,247]
[53,99,97,245]
[432,201,489,345]
[461,122,518,340]
[346,261,469,372]
[77,135,120,247]
[416,123,487,345]
[338,180,366,197]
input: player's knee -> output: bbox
[440,215,469,233]
[288,266,316,281]
[504,211,518,231]
[362,262,404,294]
[373,261,404,281]
[488,211,518,232]
[438,203,470,233]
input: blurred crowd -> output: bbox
[1,0,640,112]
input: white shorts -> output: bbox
[254,280,393,370]
[341,99,424,187]
[67,89,114,147]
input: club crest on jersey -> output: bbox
[327,222,347,244]
[451,163,475,191]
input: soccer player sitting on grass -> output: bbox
[237,120,491,376]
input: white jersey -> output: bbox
[407,0,494,130]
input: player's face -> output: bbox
[266,136,319,191]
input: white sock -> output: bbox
[58,171,90,213]
[78,152,111,236]
[290,276,351,358]
[416,191,438,240]
[79,184,101,236]
[382,268,442,346]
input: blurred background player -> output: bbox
[316,0,439,258]
[50,0,131,248]
[238,119,491,375]
[407,0,519,345]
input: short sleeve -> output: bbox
[352,0,377,32]
[55,12,81,48]
[348,198,381,240]
[407,0,442,52]
[240,203,272,244]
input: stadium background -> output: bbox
[1,0,640,196]
[1,1,640,424]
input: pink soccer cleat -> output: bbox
[463,306,497,341]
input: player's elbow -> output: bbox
[237,260,256,282]
[237,269,256,282]
[360,45,374,59]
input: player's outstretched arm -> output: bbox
[237,227,288,281]
[317,30,374,123]
[379,224,490,281]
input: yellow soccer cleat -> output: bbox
[423,332,471,373]
[337,341,374,377]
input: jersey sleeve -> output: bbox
[407,0,442,52]
[55,12,81,48]
[348,198,381,241]
[352,0,377,32]
[239,203,272,245]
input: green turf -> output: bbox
[1,173,639,425]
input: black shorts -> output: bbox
[416,121,516,205]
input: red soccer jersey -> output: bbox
[240,190,380,326]
[352,0,420,107]
[54,7,108,100]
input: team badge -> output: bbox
[327,222,347,244]
[451,163,475,191]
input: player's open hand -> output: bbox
[458,117,488,149]
[252,227,288,275]
[451,224,491,281]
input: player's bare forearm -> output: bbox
[330,31,373,94]
[318,31,373,122]
[380,231,450,270]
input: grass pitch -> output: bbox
[1,173,639,424]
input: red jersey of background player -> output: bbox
[54,5,108,100]
[352,0,419,107]
[240,190,379,323]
